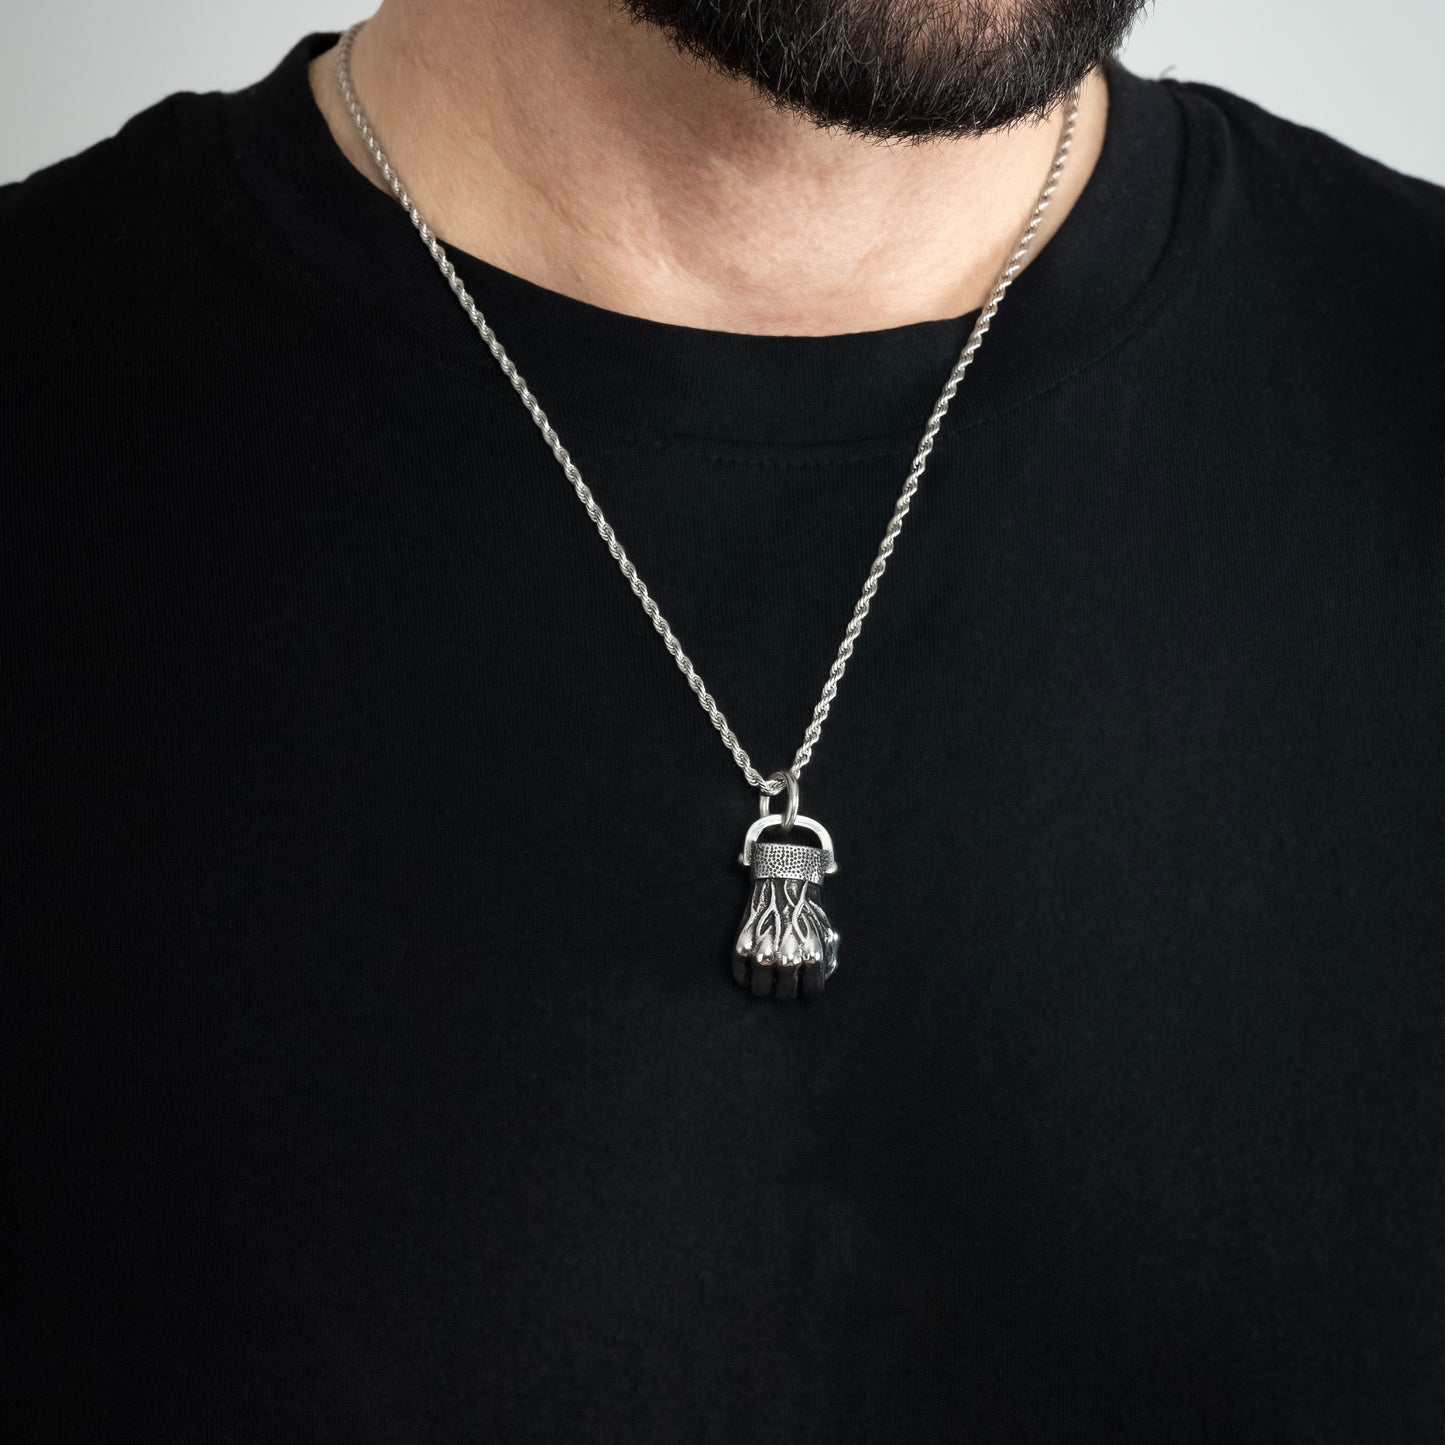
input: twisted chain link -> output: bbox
[334,21,1080,797]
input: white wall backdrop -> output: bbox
[1,0,1442,186]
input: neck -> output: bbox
[309,0,1110,336]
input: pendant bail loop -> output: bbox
[761,769,800,833]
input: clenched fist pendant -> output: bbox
[733,771,839,1000]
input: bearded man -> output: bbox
[3,1,1442,1440]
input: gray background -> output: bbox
[2,0,1442,187]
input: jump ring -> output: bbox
[759,769,800,832]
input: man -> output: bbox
[3,0,1442,1439]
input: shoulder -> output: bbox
[1160,71,1445,271]
[0,85,263,356]
[1145,71,1444,402]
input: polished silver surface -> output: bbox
[334,21,1081,802]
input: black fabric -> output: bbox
[4,28,1444,1443]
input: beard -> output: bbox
[616,0,1150,140]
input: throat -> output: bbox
[306,0,1109,335]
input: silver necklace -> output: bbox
[334,20,1081,1000]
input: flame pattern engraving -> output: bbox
[733,876,840,1000]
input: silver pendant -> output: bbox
[733,771,839,1000]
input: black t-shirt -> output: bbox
[4,28,1444,1443]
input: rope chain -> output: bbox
[334,21,1081,798]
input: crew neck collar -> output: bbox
[221,30,1204,449]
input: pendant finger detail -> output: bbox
[735,816,839,1000]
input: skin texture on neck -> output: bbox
[307,0,1110,336]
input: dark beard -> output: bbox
[615,0,1150,140]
